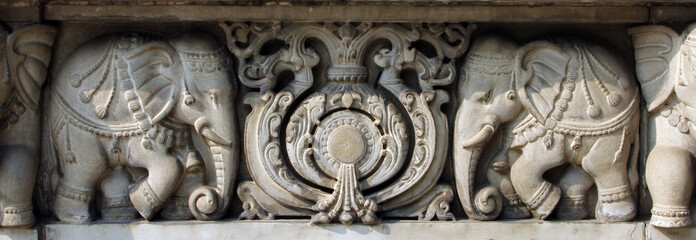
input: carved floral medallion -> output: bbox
[221,22,474,224]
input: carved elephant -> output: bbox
[0,24,57,227]
[44,31,238,223]
[629,23,696,228]
[454,34,640,222]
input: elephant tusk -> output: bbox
[202,128,233,146]
[461,124,497,148]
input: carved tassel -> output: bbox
[571,136,582,150]
[612,128,628,164]
[542,131,553,149]
[607,92,622,106]
[586,105,601,119]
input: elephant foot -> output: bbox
[555,196,588,220]
[101,196,138,221]
[161,197,192,220]
[596,186,636,222]
[650,206,692,228]
[525,182,561,220]
[502,194,531,219]
[54,184,94,224]
[1,204,35,228]
[129,179,164,221]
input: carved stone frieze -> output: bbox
[0,9,692,237]
[629,23,696,228]
[454,34,640,222]
[221,22,473,224]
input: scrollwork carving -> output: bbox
[224,22,473,224]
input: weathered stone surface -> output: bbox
[42,220,648,240]
[43,5,651,23]
[0,228,38,240]
[647,224,696,240]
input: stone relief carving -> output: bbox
[629,23,696,228]
[0,24,57,227]
[1,19,687,230]
[220,22,474,224]
[454,34,640,222]
[38,31,239,223]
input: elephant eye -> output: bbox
[479,90,492,103]
[207,90,221,107]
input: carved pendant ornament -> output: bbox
[221,22,473,224]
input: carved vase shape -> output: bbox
[222,22,475,224]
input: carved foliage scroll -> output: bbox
[221,22,473,224]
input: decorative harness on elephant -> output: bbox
[50,33,196,166]
[507,41,639,165]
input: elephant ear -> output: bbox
[513,41,569,124]
[6,24,58,112]
[628,25,682,112]
[123,41,182,127]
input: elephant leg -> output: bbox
[499,174,531,219]
[646,144,694,227]
[0,145,38,227]
[53,127,108,223]
[126,135,183,220]
[510,133,565,220]
[555,164,593,220]
[161,151,203,220]
[581,133,636,222]
[99,167,138,221]
[489,151,530,219]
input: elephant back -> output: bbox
[515,38,639,135]
[51,33,181,136]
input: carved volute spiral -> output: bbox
[222,22,474,224]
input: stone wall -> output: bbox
[1,1,696,239]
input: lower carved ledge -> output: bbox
[11,220,689,240]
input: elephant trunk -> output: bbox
[188,107,238,221]
[454,111,504,220]
[188,140,237,220]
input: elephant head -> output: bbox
[167,32,238,220]
[629,24,696,137]
[0,25,57,124]
[112,32,238,220]
[454,34,572,220]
